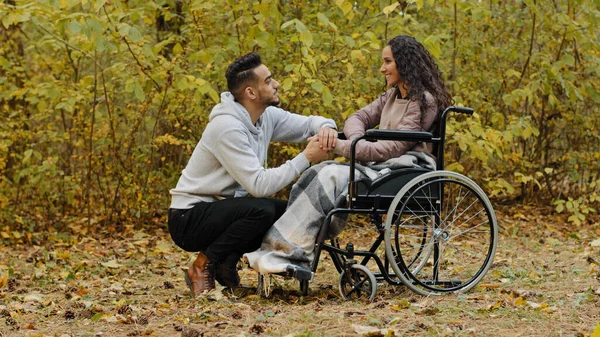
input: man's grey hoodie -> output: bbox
[170,92,336,209]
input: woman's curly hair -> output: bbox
[387,35,453,113]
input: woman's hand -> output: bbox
[316,127,338,151]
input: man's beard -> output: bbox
[268,98,280,107]
[259,91,280,107]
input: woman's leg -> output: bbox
[245,162,352,274]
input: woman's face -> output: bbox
[380,45,401,87]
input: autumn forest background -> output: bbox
[1,0,600,336]
[1,0,599,236]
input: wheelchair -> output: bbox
[260,106,498,300]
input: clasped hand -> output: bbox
[303,127,337,164]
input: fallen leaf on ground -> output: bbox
[416,307,440,316]
[0,273,7,288]
[479,283,500,289]
[101,260,123,268]
[390,299,410,311]
[24,294,43,302]
[154,240,173,253]
[352,324,398,336]
[591,322,600,337]
[487,300,505,311]
[513,296,527,306]
[527,301,545,309]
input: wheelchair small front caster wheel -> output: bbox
[338,264,377,302]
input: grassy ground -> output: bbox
[1,205,599,337]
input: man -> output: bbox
[168,52,338,296]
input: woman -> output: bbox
[334,34,453,162]
[244,35,453,276]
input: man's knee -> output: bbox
[251,199,280,231]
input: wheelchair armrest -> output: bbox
[364,129,434,142]
[446,106,474,115]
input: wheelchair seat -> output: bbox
[353,167,432,209]
[356,167,432,196]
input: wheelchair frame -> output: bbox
[297,106,499,300]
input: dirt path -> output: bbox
[1,206,599,337]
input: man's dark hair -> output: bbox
[226,52,262,101]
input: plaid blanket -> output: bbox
[243,152,435,276]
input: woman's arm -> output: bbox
[335,92,437,162]
[342,88,395,140]
[332,89,393,157]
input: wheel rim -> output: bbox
[338,264,377,302]
[391,211,434,275]
[385,171,498,295]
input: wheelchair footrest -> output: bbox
[285,265,314,281]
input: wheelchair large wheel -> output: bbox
[338,264,377,302]
[384,171,498,296]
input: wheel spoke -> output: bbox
[448,219,490,239]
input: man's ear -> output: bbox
[244,86,257,100]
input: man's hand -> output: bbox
[316,127,338,151]
[302,137,329,164]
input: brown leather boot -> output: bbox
[215,253,241,288]
[183,251,215,297]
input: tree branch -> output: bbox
[34,24,105,71]
[515,0,536,89]
[122,37,162,91]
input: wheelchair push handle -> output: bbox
[440,106,474,129]
[444,106,474,115]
